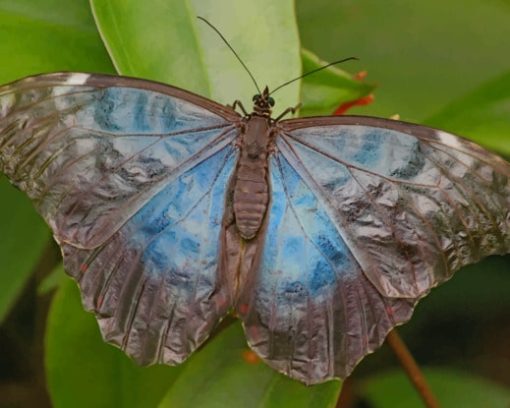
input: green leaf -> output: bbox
[37,264,66,296]
[425,71,510,157]
[360,368,510,408]
[41,3,329,405]
[46,278,181,408]
[400,256,510,333]
[0,178,48,322]
[0,0,113,83]
[297,0,510,121]
[300,48,374,116]
[90,0,301,112]
[158,323,341,408]
[0,0,114,322]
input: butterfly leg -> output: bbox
[274,103,302,122]
[231,100,249,116]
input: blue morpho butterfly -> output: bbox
[1,29,510,385]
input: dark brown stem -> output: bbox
[335,377,354,408]
[386,329,440,408]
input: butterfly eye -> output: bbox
[252,95,258,102]
[268,97,275,107]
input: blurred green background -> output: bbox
[0,0,509,407]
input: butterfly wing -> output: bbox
[237,116,510,383]
[0,73,240,364]
[63,143,237,365]
[237,152,417,383]
[0,73,239,249]
[279,116,510,298]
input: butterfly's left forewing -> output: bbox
[0,73,241,364]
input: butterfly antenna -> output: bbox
[197,16,262,94]
[270,57,359,95]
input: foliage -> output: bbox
[361,369,510,408]
[425,72,510,157]
[0,0,509,407]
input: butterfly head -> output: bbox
[252,86,275,117]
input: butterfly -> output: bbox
[0,71,509,385]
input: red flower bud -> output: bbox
[333,94,375,115]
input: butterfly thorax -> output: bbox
[233,114,272,240]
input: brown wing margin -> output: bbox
[1,72,242,122]
[280,115,510,176]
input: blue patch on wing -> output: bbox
[259,154,355,299]
[129,143,235,277]
[289,125,423,178]
[86,87,224,134]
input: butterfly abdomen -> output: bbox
[233,116,272,240]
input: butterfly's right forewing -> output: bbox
[0,73,239,249]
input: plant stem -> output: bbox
[386,329,440,408]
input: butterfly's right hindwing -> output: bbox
[237,153,416,383]
[63,143,238,365]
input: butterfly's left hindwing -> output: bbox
[0,73,240,364]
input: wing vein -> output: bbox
[277,136,368,280]
[121,277,149,351]
[284,132,438,189]
[420,151,481,250]
[275,154,347,288]
[56,127,237,246]
[347,166,420,290]
[423,145,502,237]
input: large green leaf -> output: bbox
[0,0,113,83]
[0,0,113,323]
[297,0,510,121]
[158,323,341,408]
[46,278,181,408]
[37,263,66,296]
[0,179,48,322]
[360,368,510,407]
[300,48,374,116]
[425,71,510,157]
[46,281,341,408]
[90,0,301,111]
[43,2,341,406]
